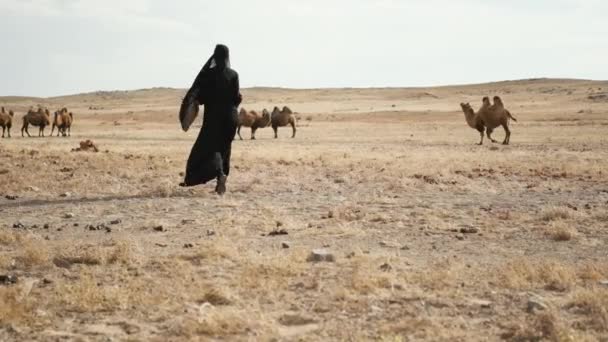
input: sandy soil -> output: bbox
[1,78,608,341]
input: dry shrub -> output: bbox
[544,221,578,241]
[176,309,260,338]
[568,288,608,332]
[347,257,396,294]
[17,240,50,268]
[577,262,608,282]
[408,260,460,290]
[0,230,17,245]
[57,272,122,312]
[238,251,305,295]
[181,240,236,265]
[106,240,137,265]
[199,288,232,306]
[497,259,577,291]
[540,206,576,221]
[0,286,34,324]
[380,318,437,339]
[501,312,576,342]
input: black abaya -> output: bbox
[181,45,242,187]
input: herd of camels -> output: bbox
[0,106,73,138]
[1,96,516,144]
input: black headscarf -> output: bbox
[179,44,231,131]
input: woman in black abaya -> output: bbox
[179,44,242,194]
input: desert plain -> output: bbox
[1,78,608,341]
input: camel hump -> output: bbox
[282,106,293,114]
[69,112,73,119]
[239,108,247,115]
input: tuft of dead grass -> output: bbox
[497,259,577,291]
[540,206,577,221]
[568,288,608,332]
[544,221,578,241]
[501,311,577,342]
[0,286,34,324]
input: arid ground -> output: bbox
[1,79,608,341]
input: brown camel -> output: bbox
[51,107,74,137]
[478,96,517,145]
[0,107,14,138]
[22,107,51,137]
[271,106,296,138]
[237,108,271,140]
[459,103,485,145]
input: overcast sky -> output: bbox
[1,0,607,97]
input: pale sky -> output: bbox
[1,0,607,97]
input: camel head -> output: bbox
[9,110,14,117]
[493,96,504,107]
[482,96,491,107]
[45,108,51,116]
[460,102,473,113]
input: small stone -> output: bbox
[105,227,112,233]
[60,192,71,198]
[42,278,53,285]
[153,225,165,232]
[469,299,492,308]
[181,219,195,225]
[31,224,38,229]
[281,241,290,249]
[183,243,194,248]
[5,195,17,200]
[12,222,25,229]
[27,186,40,192]
[379,263,392,272]
[456,234,465,240]
[527,296,548,313]
[43,224,49,229]
[0,275,18,285]
[599,280,608,287]
[268,229,288,236]
[276,221,284,228]
[400,245,410,250]
[306,249,335,263]
[87,224,96,231]
[63,213,75,219]
[109,219,122,225]
[460,226,479,234]
[73,223,79,227]
[57,228,63,232]
[206,230,216,236]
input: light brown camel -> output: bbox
[51,107,74,137]
[271,106,296,138]
[478,96,517,145]
[459,103,486,145]
[0,107,14,138]
[22,107,51,137]
[237,108,271,140]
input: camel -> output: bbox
[271,106,296,138]
[237,108,271,140]
[0,107,14,138]
[22,107,51,137]
[478,96,517,145]
[459,103,485,145]
[51,107,73,137]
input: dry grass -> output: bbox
[1,80,608,340]
[497,259,577,291]
[568,288,608,332]
[544,221,578,241]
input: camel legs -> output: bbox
[1,126,5,138]
[6,125,10,138]
[477,128,484,145]
[251,127,257,140]
[290,121,296,138]
[501,122,511,145]
[237,125,243,140]
[22,122,30,137]
[67,126,71,137]
[486,128,498,143]
[272,125,278,139]
[51,124,55,136]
